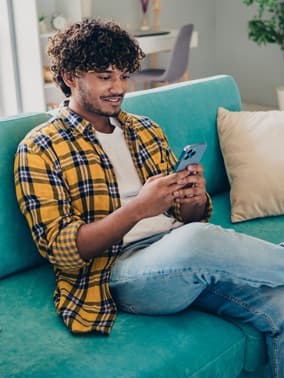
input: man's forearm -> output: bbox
[77,200,144,261]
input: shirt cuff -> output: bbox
[51,220,90,270]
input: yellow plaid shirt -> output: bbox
[14,102,212,334]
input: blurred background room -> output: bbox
[0,0,283,117]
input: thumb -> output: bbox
[147,173,165,182]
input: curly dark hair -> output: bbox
[47,18,145,97]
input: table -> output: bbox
[136,29,198,55]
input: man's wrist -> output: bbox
[123,198,146,223]
[201,192,213,222]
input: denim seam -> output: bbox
[112,265,278,287]
[111,267,190,283]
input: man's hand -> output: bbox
[133,170,193,219]
[173,164,206,204]
[172,164,208,223]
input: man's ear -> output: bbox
[62,72,77,89]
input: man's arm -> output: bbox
[15,139,208,266]
[77,171,191,260]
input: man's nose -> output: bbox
[110,78,127,93]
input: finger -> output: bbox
[162,170,189,185]
[175,175,206,190]
[147,173,166,182]
[186,164,204,176]
[175,189,206,203]
[175,184,206,199]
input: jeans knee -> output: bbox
[177,222,215,249]
[169,222,233,266]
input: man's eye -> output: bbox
[99,76,110,80]
[122,75,130,80]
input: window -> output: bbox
[0,0,21,116]
[0,0,45,117]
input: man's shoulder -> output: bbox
[121,111,162,132]
[17,116,67,153]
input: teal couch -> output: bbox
[1,75,281,377]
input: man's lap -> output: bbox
[110,222,284,315]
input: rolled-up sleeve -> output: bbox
[14,144,88,270]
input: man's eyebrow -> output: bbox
[92,68,129,74]
[98,69,115,74]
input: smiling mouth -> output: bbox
[101,96,123,104]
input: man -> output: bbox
[14,19,284,377]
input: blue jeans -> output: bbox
[110,222,284,378]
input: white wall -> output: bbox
[215,0,283,108]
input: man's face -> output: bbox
[70,66,130,118]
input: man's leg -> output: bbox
[110,222,284,376]
[193,282,284,378]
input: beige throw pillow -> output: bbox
[217,107,284,223]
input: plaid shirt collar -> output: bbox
[57,99,133,136]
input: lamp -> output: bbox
[139,0,151,31]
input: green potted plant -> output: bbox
[242,0,284,108]
[38,15,48,34]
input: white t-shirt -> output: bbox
[95,118,183,245]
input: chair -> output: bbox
[130,24,194,90]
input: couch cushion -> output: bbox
[0,113,51,278]
[123,75,242,196]
[229,321,267,372]
[0,264,247,378]
[211,191,284,244]
[217,107,284,223]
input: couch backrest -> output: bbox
[0,113,51,279]
[123,75,242,195]
[0,75,241,278]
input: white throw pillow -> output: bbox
[217,107,284,223]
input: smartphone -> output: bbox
[174,143,207,172]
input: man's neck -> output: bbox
[68,101,115,133]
